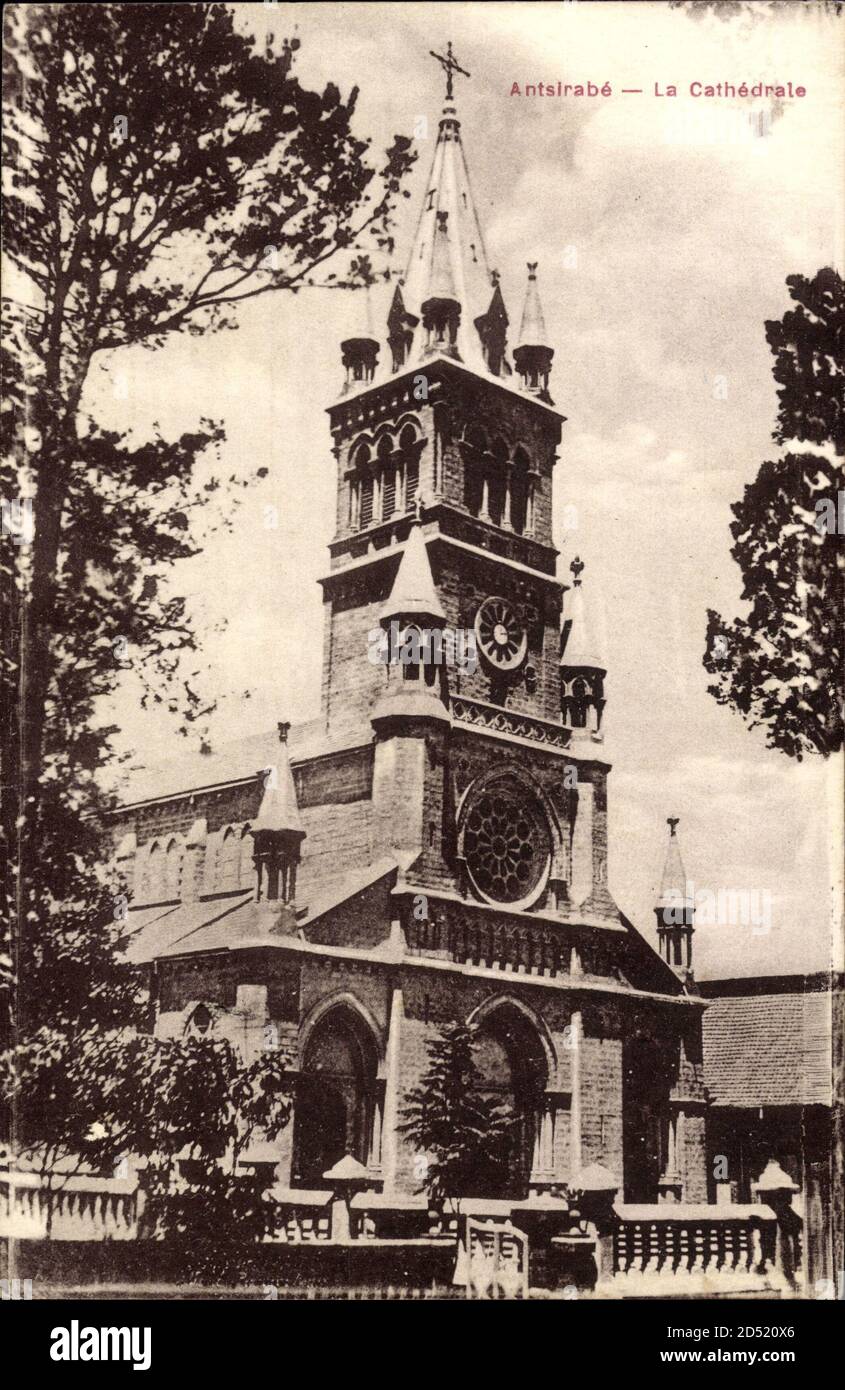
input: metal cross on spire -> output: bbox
[667,817,680,837]
[429,40,470,102]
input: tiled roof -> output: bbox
[111,717,334,808]
[702,986,832,1108]
[124,859,397,964]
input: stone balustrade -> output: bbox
[3,1166,802,1297]
[611,1202,784,1294]
[1,1171,140,1241]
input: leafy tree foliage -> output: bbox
[1,0,414,864]
[0,3,412,1270]
[399,1022,513,1206]
[704,269,844,758]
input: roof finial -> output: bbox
[570,556,585,586]
[667,816,680,837]
[429,40,470,103]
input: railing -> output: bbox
[409,912,568,977]
[271,1189,332,1243]
[612,1204,780,1291]
[1,1171,140,1241]
[3,1170,801,1296]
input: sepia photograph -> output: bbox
[1,0,843,1360]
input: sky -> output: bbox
[95,1,844,981]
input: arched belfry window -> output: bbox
[488,436,508,527]
[349,423,423,532]
[462,424,490,519]
[398,423,421,512]
[239,827,253,887]
[294,1006,380,1188]
[510,446,530,535]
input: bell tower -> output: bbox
[318,44,613,921]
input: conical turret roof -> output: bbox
[342,282,378,345]
[427,210,459,303]
[252,726,303,837]
[517,262,550,349]
[378,524,445,625]
[560,559,605,671]
[657,818,691,908]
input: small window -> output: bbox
[218,827,239,889]
[360,476,374,527]
[164,838,181,899]
[405,457,419,512]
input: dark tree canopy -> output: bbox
[0,4,413,1255]
[1,0,414,855]
[704,269,844,759]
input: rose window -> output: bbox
[463,787,551,906]
[474,596,527,672]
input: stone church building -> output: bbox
[111,62,709,1209]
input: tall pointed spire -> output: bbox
[560,558,606,740]
[401,43,496,372]
[655,817,695,977]
[658,817,688,907]
[514,263,554,401]
[560,557,605,670]
[251,722,305,907]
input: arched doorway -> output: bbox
[294,1006,379,1189]
[471,1004,549,1198]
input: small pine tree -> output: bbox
[399,1022,513,1207]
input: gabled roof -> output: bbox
[124,859,398,964]
[702,985,833,1108]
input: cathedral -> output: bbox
[111,52,709,1210]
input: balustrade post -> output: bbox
[753,1160,800,1291]
[573,1163,619,1288]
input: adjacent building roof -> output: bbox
[701,976,834,1108]
[124,858,398,965]
[110,717,331,809]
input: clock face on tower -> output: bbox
[474,596,528,672]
